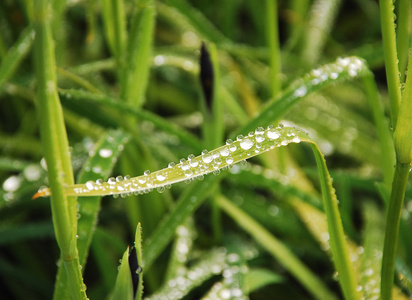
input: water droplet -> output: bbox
[226,157,234,164]
[294,86,307,97]
[201,150,213,163]
[267,128,280,140]
[156,173,166,181]
[2,176,21,192]
[135,265,143,274]
[108,177,116,185]
[184,169,193,177]
[116,176,123,182]
[99,148,113,158]
[220,147,230,157]
[85,181,94,190]
[92,166,102,174]
[255,134,265,143]
[240,138,254,150]
[24,164,41,182]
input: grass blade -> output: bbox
[217,195,338,300]
[33,1,86,299]
[113,247,134,300]
[237,56,370,135]
[0,26,34,89]
[53,130,130,299]
[310,143,361,300]
[379,0,402,124]
[120,0,155,107]
[58,89,202,151]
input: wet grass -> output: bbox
[0,0,412,299]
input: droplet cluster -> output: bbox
[309,56,365,87]
[145,248,227,300]
[64,126,306,198]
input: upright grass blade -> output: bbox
[302,0,341,65]
[362,73,395,186]
[33,1,86,299]
[265,0,281,99]
[120,0,155,107]
[113,223,143,300]
[310,143,361,300]
[113,247,134,300]
[53,130,130,299]
[379,0,402,125]
[101,0,127,80]
[134,223,144,300]
[396,0,411,83]
[382,48,412,300]
[217,195,338,300]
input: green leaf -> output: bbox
[0,26,34,89]
[244,268,284,294]
[113,248,134,300]
[53,129,130,300]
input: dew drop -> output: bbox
[219,147,230,157]
[255,134,265,143]
[267,128,280,140]
[156,173,166,181]
[201,150,213,164]
[108,177,116,185]
[294,86,307,97]
[85,181,94,190]
[99,148,113,158]
[240,138,254,150]
[2,176,21,192]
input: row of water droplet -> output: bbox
[292,56,366,99]
[67,125,305,198]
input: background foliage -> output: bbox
[0,0,411,299]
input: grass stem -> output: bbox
[380,162,411,300]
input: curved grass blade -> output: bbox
[237,56,370,135]
[35,126,307,198]
[33,125,361,299]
